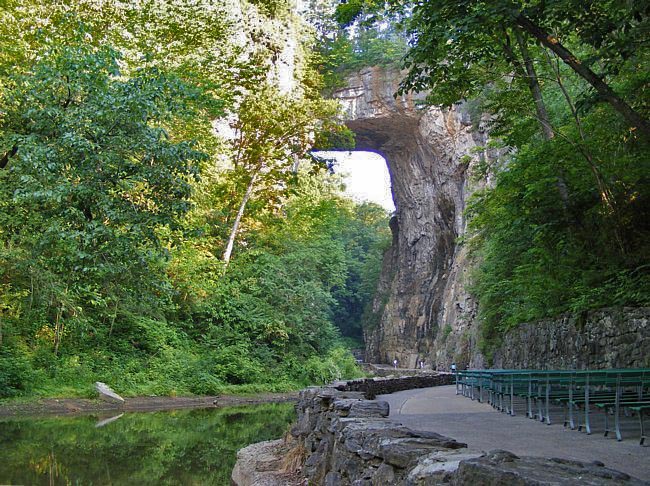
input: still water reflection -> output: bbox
[0,402,296,485]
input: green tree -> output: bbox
[222,86,343,265]
[0,42,209,355]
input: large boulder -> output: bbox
[231,439,305,486]
[453,450,647,486]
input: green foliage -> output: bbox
[307,1,408,92]
[0,347,36,398]
[0,1,381,397]
[0,41,208,359]
[468,105,650,352]
[441,324,453,341]
[248,0,292,18]
[301,346,362,385]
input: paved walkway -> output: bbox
[378,385,650,481]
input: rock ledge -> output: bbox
[232,377,648,485]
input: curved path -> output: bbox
[378,385,649,481]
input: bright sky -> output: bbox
[318,151,395,212]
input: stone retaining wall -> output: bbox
[332,374,455,399]
[493,307,650,369]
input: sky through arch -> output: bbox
[316,151,395,212]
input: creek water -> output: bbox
[0,402,295,485]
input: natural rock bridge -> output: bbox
[333,67,493,369]
[333,68,650,372]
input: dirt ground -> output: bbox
[0,392,299,419]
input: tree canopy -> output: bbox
[0,0,386,398]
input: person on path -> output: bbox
[393,358,398,369]
[451,362,457,373]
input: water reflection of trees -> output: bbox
[0,403,295,485]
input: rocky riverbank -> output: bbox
[0,392,299,419]
[232,377,648,485]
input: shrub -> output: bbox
[0,347,36,398]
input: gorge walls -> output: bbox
[335,67,650,371]
[334,67,493,369]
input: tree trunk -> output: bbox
[515,14,650,140]
[222,172,258,266]
[514,29,555,140]
[502,29,570,208]
[544,49,626,254]
[53,306,63,357]
[513,29,571,207]
[0,145,18,169]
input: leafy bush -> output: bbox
[300,346,362,385]
[0,347,36,398]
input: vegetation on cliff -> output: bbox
[336,0,649,354]
[0,1,390,398]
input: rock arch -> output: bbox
[334,67,492,368]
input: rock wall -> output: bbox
[335,68,648,372]
[493,307,650,370]
[334,67,495,370]
[232,379,645,485]
[330,374,454,399]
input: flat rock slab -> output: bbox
[455,450,649,486]
[94,382,124,403]
[333,399,390,418]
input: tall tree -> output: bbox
[0,42,209,351]
[222,86,342,265]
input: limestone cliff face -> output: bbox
[334,67,494,369]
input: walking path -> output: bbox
[378,385,650,481]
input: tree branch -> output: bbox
[515,14,650,140]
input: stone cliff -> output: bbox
[334,67,493,369]
[334,67,650,371]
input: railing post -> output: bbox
[545,374,551,425]
[583,373,591,434]
[510,374,515,416]
[527,374,533,419]
[615,373,622,441]
[568,373,575,429]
